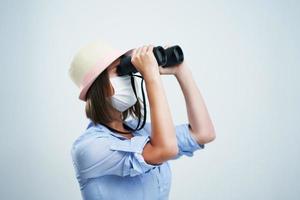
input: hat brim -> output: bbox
[79,47,135,101]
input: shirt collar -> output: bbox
[86,119,140,139]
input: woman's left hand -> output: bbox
[158,44,186,76]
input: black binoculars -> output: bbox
[116,45,184,76]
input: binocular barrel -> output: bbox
[116,45,184,76]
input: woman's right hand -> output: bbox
[131,45,160,79]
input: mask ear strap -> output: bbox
[129,72,147,131]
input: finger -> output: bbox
[136,46,142,56]
[141,45,148,54]
[131,48,137,57]
[146,44,154,53]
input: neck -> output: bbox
[106,108,130,132]
[107,120,124,131]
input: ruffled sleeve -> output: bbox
[141,121,205,160]
[170,123,205,160]
[71,134,162,179]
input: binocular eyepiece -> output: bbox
[116,45,184,76]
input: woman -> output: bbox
[69,39,216,200]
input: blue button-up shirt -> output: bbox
[71,119,205,200]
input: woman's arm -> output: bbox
[131,45,179,165]
[174,64,216,144]
[142,74,179,164]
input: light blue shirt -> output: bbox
[71,119,205,200]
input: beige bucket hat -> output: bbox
[68,38,134,101]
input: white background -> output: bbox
[0,0,299,199]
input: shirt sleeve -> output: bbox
[170,123,205,160]
[142,121,205,160]
[71,134,163,179]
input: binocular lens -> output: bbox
[164,45,184,67]
[153,46,167,66]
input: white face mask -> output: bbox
[109,75,138,112]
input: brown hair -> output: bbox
[85,67,144,126]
